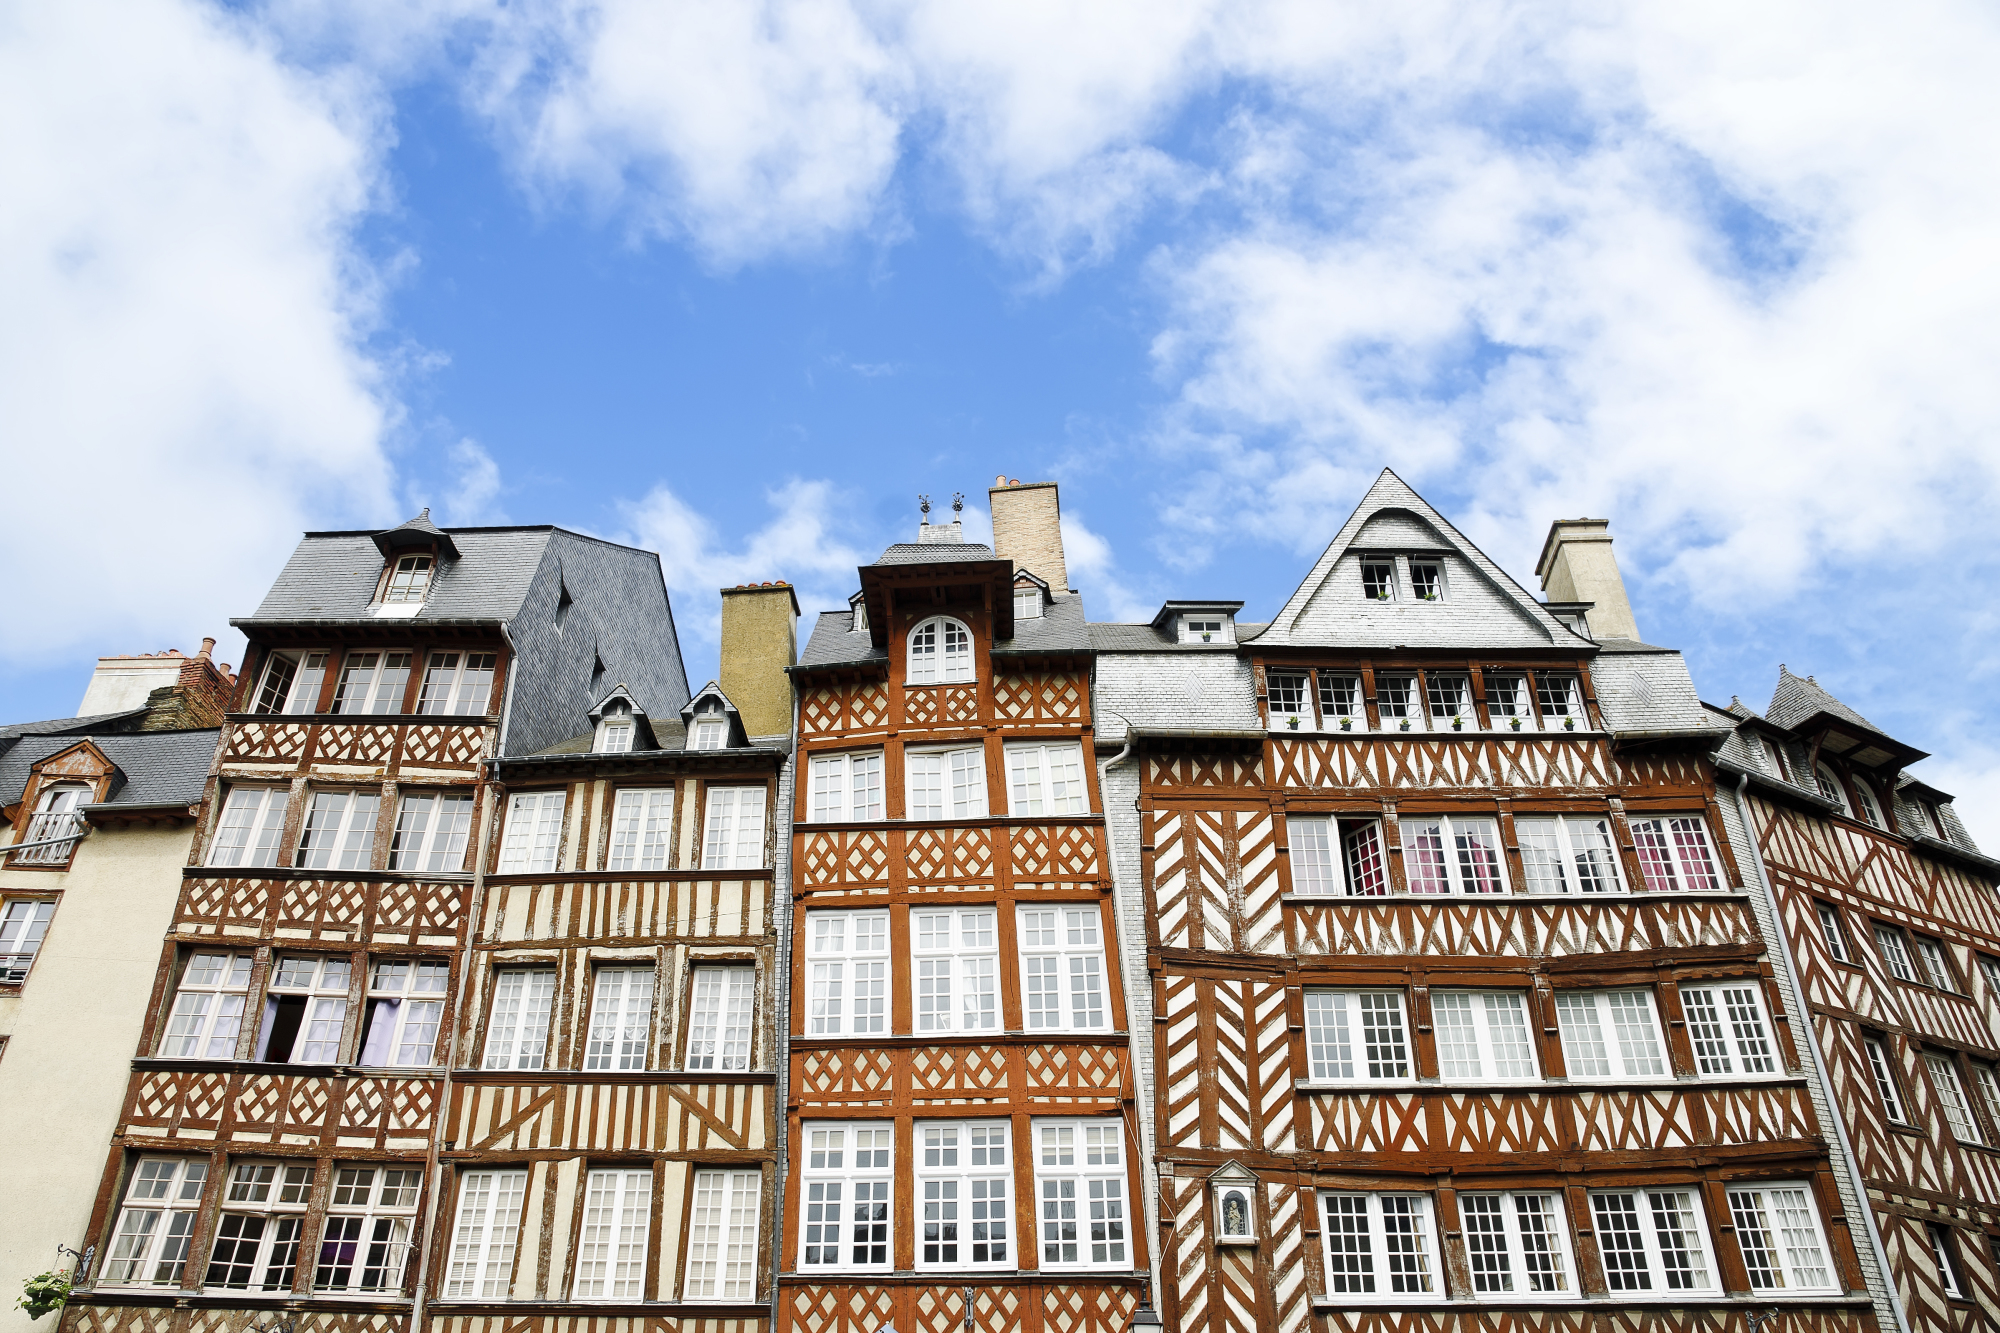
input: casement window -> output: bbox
[1375,673,1419,729]
[919,1121,1011,1270]
[1927,1224,1964,1299]
[1403,814,1506,894]
[913,907,998,1033]
[387,791,474,872]
[1515,815,1621,894]
[807,911,889,1036]
[498,790,565,873]
[1317,672,1361,726]
[1019,906,1107,1032]
[253,650,329,715]
[1005,742,1088,815]
[1928,1054,1982,1143]
[258,955,352,1063]
[1727,1183,1836,1293]
[594,715,634,753]
[1535,673,1585,727]
[14,783,88,865]
[1360,558,1396,601]
[1286,816,1387,896]
[573,1168,652,1300]
[584,966,655,1071]
[691,718,728,751]
[1817,903,1851,962]
[1875,926,1915,982]
[416,651,497,716]
[906,747,988,820]
[1971,1062,2000,1130]
[1815,763,1852,816]
[685,1169,761,1300]
[1853,779,1887,828]
[809,751,885,822]
[160,952,253,1058]
[1035,1120,1127,1268]
[1763,738,1791,779]
[1864,1037,1906,1122]
[1979,956,2000,1001]
[1425,672,1472,725]
[102,1158,209,1286]
[1629,815,1722,892]
[1303,990,1411,1082]
[1460,1192,1575,1298]
[315,1166,421,1295]
[702,787,767,869]
[208,787,287,868]
[482,969,556,1070]
[1485,675,1531,729]
[1678,983,1777,1076]
[444,1170,527,1299]
[1922,800,1950,841]
[799,1123,893,1271]
[685,966,754,1071]
[1268,672,1311,727]
[908,615,974,684]
[1319,1192,1436,1299]
[1432,991,1538,1082]
[607,788,674,872]
[382,554,433,603]
[1914,935,1957,991]
[1554,989,1668,1080]
[0,900,54,983]
[207,1162,312,1291]
[1589,1189,1718,1294]
[295,790,379,871]
[1181,616,1227,644]
[359,958,448,1066]
[1014,587,1043,620]
[331,651,412,714]
[1410,559,1445,601]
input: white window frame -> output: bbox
[1459,1191,1577,1300]
[1981,955,2000,1003]
[1816,763,1854,817]
[1401,814,1507,894]
[100,1158,209,1287]
[594,714,635,754]
[1589,1188,1719,1295]
[1875,925,1915,982]
[1180,615,1229,644]
[1004,741,1088,815]
[360,957,448,1067]
[1853,778,1887,828]
[917,1120,1013,1271]
[254,650,329,715]
[798,1123,894,1272]
[806,911,889,1037]
[1763,738,1790,778]
[1286,816,1388,896]
[1316,672,1362,729]
[911,906,999,1034]
[1972,1061,2000,1131]
[1303,990,1412,1084]
[691,717,728,751]
[584,965,655,1071]
[331,650,412,715]
[416,651,497,717]
[387,791,475,873]
[1914,935,1957,991]
[1630,815,1723,892]
[295,789,380,871]
[1018,905,1108,1032]
[1554,989,1669,1081]
[905,746,988,821]
[204,1160,314,1292]
[907,615,974,685]
[1817,903,1850,962]
[1515,814,1622,893]
[702,786,767,870]
[1927,1223,1964,1298]
[208,787,288,868]
[1268,671,1311,729]
[572,1167,652,1301]
[1432,990,1539,1083]
[498,790,566,874]
[808,750,885,823]
[315,1165,422,1295]
[160,951,254,1058]
[684,1169,761,1301]
[1014,587,1043,620]
[1034,1119,1128,1270]
[1485,674,1535,731]
[1865,1037,1906,1122]
[1534,672,1586,729]
[15,783,88,865]
[1359,557,1397,602]
[607,788,674,872]
[1928,1052,1982,1144]
[381,553,433,604]
[1726,1182,1838,1294]
[482,968,556,1070]
[1375,672,1421,731]
[0,899,55,983]
[1318,1191,1438,1300]
[444,1169,527,1299]
[258,954,353,1064]
[1678,981,1779,1077]
[1409,558,1446,602]
[1425,671,1473,727]
[685,965,754,1071]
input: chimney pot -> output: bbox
[198,637,216,659]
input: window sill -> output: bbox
[1310,1294,1865,1311]
[182,865,474,884]
[789,1031,1126,1049]
[77,1289,413,1308]
[1269,727,1597,739]
[131,1056,447,1078]
[225,712,497,726]
[1294,1074,1805,1094]
[1280,889,1750,906]
[780,1269,1149,1284]
[450,1067,776,1085]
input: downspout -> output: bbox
[1732,771,1910,1333]
[771,690,800,1333]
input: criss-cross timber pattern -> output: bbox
[219,718,487,777]
[124,1068,438,1150]
[993,670,1088,725]
[795,1043,1127,1110]
[65,1309,411,1333]
[1286,895,1759,958]
[1265,735,1620,791]
[450,1078,765,1153]
[178,875,466,945]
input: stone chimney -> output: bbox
[989,477,1068,593]
[1535,519,1641,642]
[720,583,800,740]
[77,638,234,727]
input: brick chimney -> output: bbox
[1535,520,1641,642]
[988,477,1069,593]
[720,583,800,740]
[77,638,234,728]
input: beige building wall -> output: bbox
[719,582,798,739]
[0,823,191,1331]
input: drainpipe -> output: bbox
[771,691,799,1333]
[1732,771,1910,1333]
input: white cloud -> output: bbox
[439,437,505,524]
[1061,509,1153,623]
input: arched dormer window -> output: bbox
[1815,763,1853,818]
[1852,778,1886,828]
[907,616,973,685]
[595,702,635,753]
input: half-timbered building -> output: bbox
[781,485,1148,1333]
[1710,669,2000,1333]
[1092,472,1889,1333]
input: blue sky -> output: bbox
[6,1,2000,837]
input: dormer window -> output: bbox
[595,706,635,754]
[383,555,433,604]
[1815,763,1853,817]
[1014,587,1043,620]
[850,595,868,634]
[1361,558,1396,601]
[1181,617,1229,645]
[1410,559,1444,601]
[908,616,973,684]
[693,719,727,751]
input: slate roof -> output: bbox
[0,727,219,809]
[871,543,1000,566]
[0,710,146,742]
[240,527,565,624]
[1767,667,1881,733]
[1092,651,1261,742]
[798,611,887,670]
[1087,623,1269,653]
[797,593,1092,669]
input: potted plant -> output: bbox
[19,1271,70,1322]
[1286,715,1301,730]
[1201,631,1213,643]
[1450,715,1464,731]
[1339,717,1353,732]
[1398,717,1411,732]
[1509,716,1523,732]
[1563,716,1577,731]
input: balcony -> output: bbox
[8,809,86,866]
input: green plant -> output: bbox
[20,1270,71,1321]
[1509,717,1523,731]
[1286,715,1301,730]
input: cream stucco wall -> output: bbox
[0,823,191,1331]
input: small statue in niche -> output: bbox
[1222,1189,1249,1238]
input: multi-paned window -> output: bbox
[1286,816,1387,896]
[259,955,352,1063]
[1629,815,1722,891]
[685,966,754,1071]
[253,650,328,714]
[691,718,728,750]
[1425,672,1472,725]
[1432,991,1537,1082]
[907,616,973,684]
[1014,587,1043,620]
[315,1165,421,1295]
[208,787,287,868]
[1319,1192,1436,1299]
[1005,742,1088,814]
[295,789,379,871]
[1914,935,1957,991]
[1979,955,2000,1003]
[160,951,253,1058]
[1019,906,1107,1032]
[0,900,55,983]
[444,1170,527,1299]
[498,790,565,873]
[800,1124,893,1270]
[595,712,635,753]
[1864,1037,1906,1122]
[1927,1224,1964,1298]
[1817,903,1851,962]
[1181,616,1226,643]
[1410,559,1445,601]
[1375,673,1419,729]
[1035,1120,1126,1268]
[1535,673,1585,727]
[1678,983,1777,1076]
[1485,675,1531,729]
[1268,672,1311,727]
[416,651,496,716]
[918,1121,1011,1269]
[331,651,412,714]
[1815,763,1852,815]
[1727,1184,1836,1292]
[359,958,448,1066]
[387,792,474,872]
[702,787,767,869]
[1403,814,1505,893]
[1460,1192,1575,1298]
[1973,1061,2000,1130]
[573,1168,652,1300]
[381,554,433,603]
[1303,990,1410,1083]
[1589,1189,1718,1294]
[584,967,654,1071]
[807,911,888,1036]
[205,1161,313,1291]
[1515,815,1621,893]
[1853,779,1887,828]
[809,751,885,822]
[1318,672,1362,727]
[684,1170,760,1300]
[1927,1053,1981,1143]
[1875,926,1916,982]
[102,1158,209,1286]
[15,783,88,866]
[906,746,987,820]
[1360,558,1396,601]
[482,969,556,1070]
[912,907,998,1033]
[1554,989,1668,1080]
[607,788,674,871]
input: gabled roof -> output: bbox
[1245,470,1594,651]
[588,683,660,752]
[681,680,750,749]
[373,508,459,560]
[1765,667,1925,768]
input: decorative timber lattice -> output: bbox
[220,720,486,775]
[125,1067,437,1149]
[178,876,465,944]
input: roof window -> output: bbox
[383,555,433,605]
[1361,558,1396,602]
[1181,615,1231,645]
